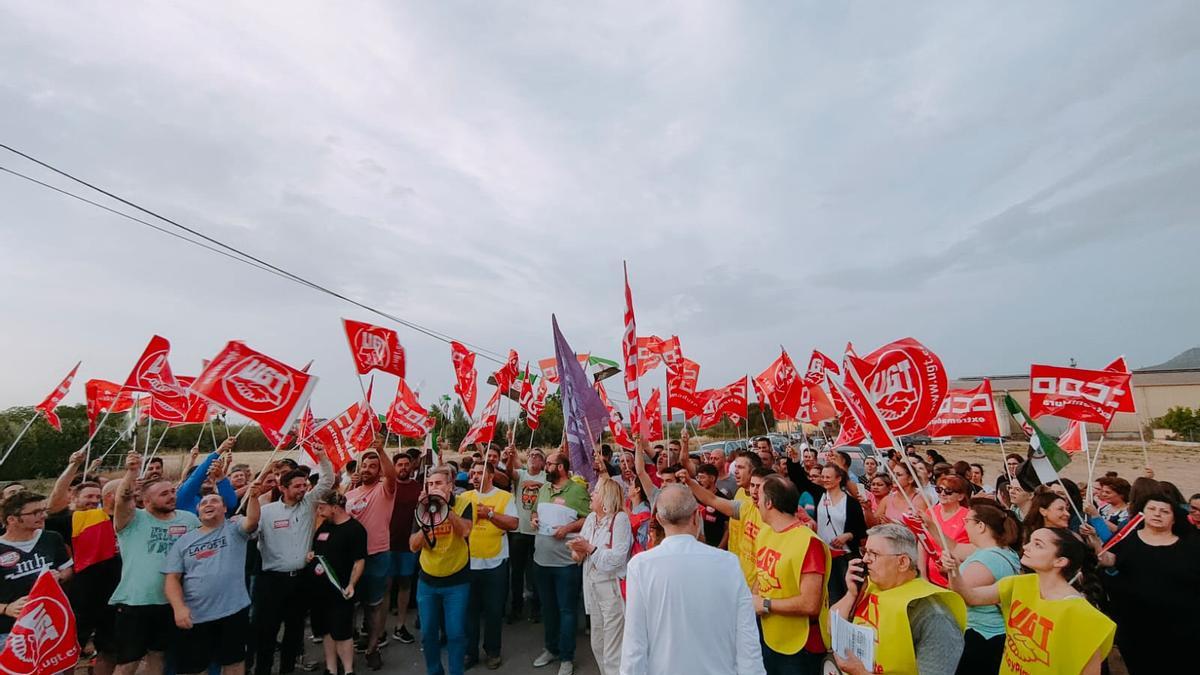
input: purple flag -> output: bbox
[553,315,609,485]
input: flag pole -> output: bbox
[140,425,171,478]
[0,413,39,467]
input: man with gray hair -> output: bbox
[620,484,765,675]
[829,524,965,675]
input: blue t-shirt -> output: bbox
[959,546,1021,638]
[162,519,252,623]
[798,492,816,519]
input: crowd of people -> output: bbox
[0,428,1198,675]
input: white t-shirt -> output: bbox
[817,492,849,550]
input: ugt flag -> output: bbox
[191,341,317,435]
[553,315,609,485]
[0,571,79,675]
[342,318,406,378]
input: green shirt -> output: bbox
[109,509,200,606]
[532,478,590,567]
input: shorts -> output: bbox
[174,607,249,673]
[310,591,355,641]
[112,603,176,665]
[389,550,417,578]
[360,551,392,606]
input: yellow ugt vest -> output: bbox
[997,574,1115,675]
[728,488,761,588]
[419,496,472,578]
[464,488,513,559]
[754,521,832,655]
[852,577,967,675]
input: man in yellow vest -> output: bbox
[685,458,770,589]
[752,475,831,674]
[829,524,965,675]
[463,460,519,670]
[408,465,474,675]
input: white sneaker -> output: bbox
[533,650,558,668]
[557,661,575,675]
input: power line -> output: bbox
[0,144,511,365]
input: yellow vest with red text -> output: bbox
[754,520,832,654]
[419,496,472,578]
[998,574,1114,675]
[852,577,967,675]
[464,488,512,559]
[728,488,761,588]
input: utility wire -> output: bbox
[0,144,510,365]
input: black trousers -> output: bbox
[508,532,539,614]
[253,571,308,675]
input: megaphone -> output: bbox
[416,493,449,530]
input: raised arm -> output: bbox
[634,438,658,502]
[241,477,263,533]
[113,451,142,532]
[49,450,86,513]
[379,442,397,494]
[682,475,737,518]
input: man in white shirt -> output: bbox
[620,484,765,675]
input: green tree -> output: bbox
[1150,406,1200,440]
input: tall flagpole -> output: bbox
[0,414,39,467]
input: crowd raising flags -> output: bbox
[0,261,1191,675]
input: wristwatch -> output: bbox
[486,510,494,521]
[763,598,772,614]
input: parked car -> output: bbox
[899,434,932,447]
[974,436,1002,445]
[929,436,952,445]
[692,439,748,461]
[829,443,871,477]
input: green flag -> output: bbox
[424,424,439,466]
[315,554,344,595]
[1004,394,1071,486]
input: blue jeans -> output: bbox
[533,562,582,662]
[417,579,470,675]
[467,562,509,659]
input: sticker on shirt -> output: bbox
[273,520,290,529]
[316,532,330,541]
[168,525,188,536]
[0,552,19,568]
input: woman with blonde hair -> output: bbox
[567,478,631,675]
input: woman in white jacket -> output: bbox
[568,478,632,675]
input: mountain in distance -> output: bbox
[1142,347,1200,371]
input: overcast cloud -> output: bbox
[2,1,1198,414]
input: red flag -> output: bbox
[854,338,948,436]
[697,377,748,429]
[658,336,683,367]
[538,353,589,384]
[1058,420,1086,454]
[804,350,840,384]
[595,383,634,449]
[666,357,703,416]
[827,376,865,446]
[146,391,189,424]
[0,571,79,675]
[523,374,548,431]
[1103,356,1137,414]
[751,376,771,413]
[451,341,478,417]
[798,382,836,425]
[34,362,80,432]
[123,335,182,396]
[830,358,899,452]
[84,379,135,434]
[492,349,520,395]
[309,403,372,472]
[296,406,316,451]
[644,388,664,442]
[900,511,939,556]
[1028,364,1132,429]
[261,423,294,449]
[191,341,316,434]
[1099,513,1145,554]
[342,319,406,377]
[756,349,805,420]
[621,263,646,437]
[460,388,502,449]
[926,380,1001,438]
[635,337,664,377]
[386,379,434,438]
[174,377,211,425]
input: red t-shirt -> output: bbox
[801,543,827,653]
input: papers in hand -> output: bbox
[831,611,875,671]
[536,503,577,536]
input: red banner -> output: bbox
[697,377,747,429]
[523,375,548,431]
[799,382,836,425]
[492,349,520,395]
[635,337,663,377]
[538,353,589,384]
[451,341,478,417]
[85,379,135,433]
[191,341,316,434]
[666,357,703,416]
[0,571,79,675]
[35,361,80,432]
[386,379,434,438]
[830,365,896,450]
[755,349,805,420]
[804,350,840,384]
[146,391,189,424]
[1028,364,1132,429]
[827,373,865,446]
[174,376,211,425]
[1103,356,1137,414]
[308,403,372,472]
[644,388,664,442]
[926,380,1001,438]
[261,423,294,449]
[460,387,502,449]
[595,383,634,449]
[621,264,646,438]
[123,335,182,396]
[342,318,406,377]
[854,338,948,436]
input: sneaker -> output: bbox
[394,625,415,644]
[464,655,479,670]
[378,633,389,649]
[557,662,575,675]
[298,657,321,672]
[310,633,323,644]
[366,650,383,671]
[485,655,503,670]
[355,639,368,654]
[533,650,558,668]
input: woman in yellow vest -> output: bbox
[830,523,967,675]
[408,466,474,675]
[948,527,1115,675]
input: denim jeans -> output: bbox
[533,562,582,662]
[416,579,470,675]
[466,561,509,659]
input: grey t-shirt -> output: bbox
[162,519,252,623]
[513,468,547,536]
[908,595,966,675]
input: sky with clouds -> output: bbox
[2,1,1198,415]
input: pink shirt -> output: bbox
[346,480,395,555]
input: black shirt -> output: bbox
[310,518,368,597]
[0,530,72,633]
[701,487,731,547]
